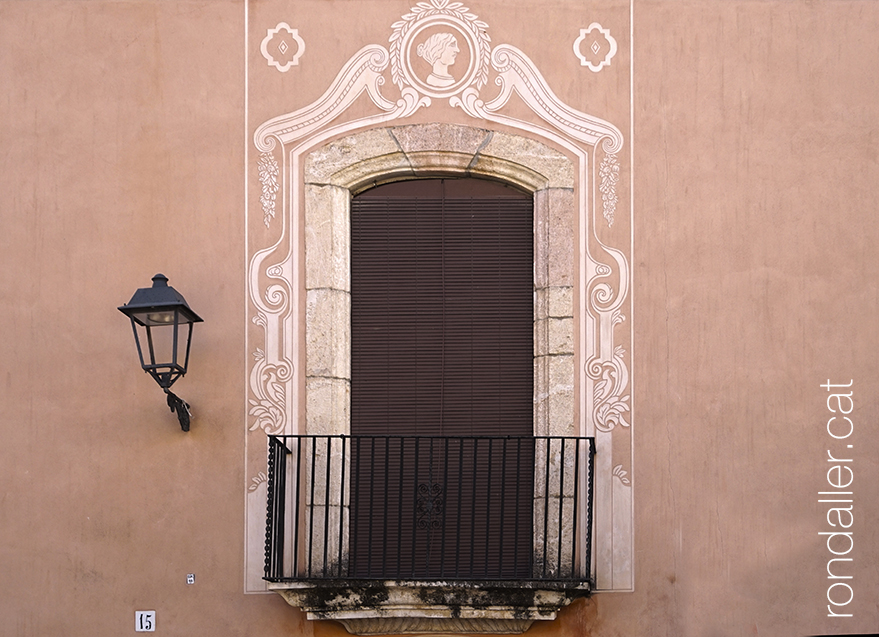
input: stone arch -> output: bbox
[302,122,577,439]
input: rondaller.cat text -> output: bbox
[820,379,855,618]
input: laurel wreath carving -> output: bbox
[389,0,491,91]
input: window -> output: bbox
[350,178,533,579]
[257,124,599,635]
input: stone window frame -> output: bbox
[303,123,577,444]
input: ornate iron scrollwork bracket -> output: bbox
[416,482,444,530]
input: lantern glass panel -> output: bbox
[143,322,179,369]
[127,307,198,327]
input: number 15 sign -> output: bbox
[135,610,156,632]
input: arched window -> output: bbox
[349,178,533,578]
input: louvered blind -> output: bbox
[350,178,533,437]
[349,178,534,578]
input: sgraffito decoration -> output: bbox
[573,23,617,72]
[587,344,630,433]
[246,0,632,593]
[257,152,280,227]
[390,0,491,95]
[599,152,620,226]
[261,22,305,72]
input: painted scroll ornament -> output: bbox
[248,0,634,591]
[587,343,630,433]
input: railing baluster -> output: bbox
[469,438,478,578]
[513,436,522,578]
[455,439,464,578]
[571,436,581,579]
[307,436,317,578]
[293,437,302,578]
[425,436,435,576]
[557,437,566,577]
[264,436,291,581]
[586,437,596,584]
[277,439,287,578]
[396,436,404,577]
[367,436,376,576]
[411,436,420,578]
[439,436,449,577]
[349,436,359,578]
[484,437,493,578]
[498,437,507,578]
[542,437,551,579]
[338,435,347,577]
[323,437,331,576]
[264,436,275,580]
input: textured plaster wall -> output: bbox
[1,1,877,636]
[609,2,879,635]
[0,2,301,635]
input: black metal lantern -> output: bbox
[119,274,203,431]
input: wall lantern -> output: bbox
[118,274,203,431]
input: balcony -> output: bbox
[264,435,595,634]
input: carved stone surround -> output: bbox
[302,124,578,444]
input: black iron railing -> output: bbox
[265,434,595,585]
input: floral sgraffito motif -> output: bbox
[599,152,620,227]
[248,472,268,492]
[261,22,305,73]
[248,396,284,434]
[248,347,288,435]
[612,465,631,486]
[573,23,617,73]
[257,152,280,228]
[587,344,630,433]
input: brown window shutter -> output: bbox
[350,178,534,578]
[351,178,533,437]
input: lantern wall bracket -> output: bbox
[166,389,192,432]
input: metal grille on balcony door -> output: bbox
[350,178,533,578]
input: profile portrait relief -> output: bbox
[416,33,460,87]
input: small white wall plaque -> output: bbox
[135,610,156,632]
